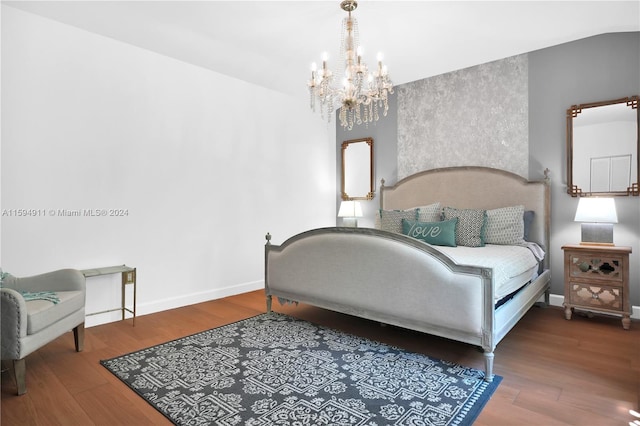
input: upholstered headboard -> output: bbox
[380,166,550,266]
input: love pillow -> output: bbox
[401,218,458,247]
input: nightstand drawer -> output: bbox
[569,283,623,311]
[567,254,624,284]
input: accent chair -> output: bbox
[1,269,86,395]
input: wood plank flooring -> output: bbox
[2,290,638,425]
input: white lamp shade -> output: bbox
[338,201,363,218]
[574,197,618,223]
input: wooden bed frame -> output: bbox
[264,166,551,381]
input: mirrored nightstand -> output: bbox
[562,244,632,330]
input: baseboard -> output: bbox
[85,280,265,327]
[547,293,640,320]
[548,293,564,308]
[87,288,640,327]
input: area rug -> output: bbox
[101,312,501,425]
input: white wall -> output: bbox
[1,6,336,326]
[573,120,636,192]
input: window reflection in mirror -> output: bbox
[567,96,639,196]
[341,138,374,201]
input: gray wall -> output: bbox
[337,32,640,305]
[335,94,398,229]
[529,32,640,305]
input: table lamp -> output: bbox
[574,197,618,245]
[338,201,363,227]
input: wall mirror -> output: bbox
[341,137,374,200]
[567,96,639,196]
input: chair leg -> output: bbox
[14,358,26,395]
[73,323,85,352]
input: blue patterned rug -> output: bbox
[101,312,501,425]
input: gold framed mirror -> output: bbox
[567,96,639,196]
[341,137,374,200]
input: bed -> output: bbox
[264,166,551,381]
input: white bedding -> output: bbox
[435,244,542,300]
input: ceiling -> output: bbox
[5,1,640,98]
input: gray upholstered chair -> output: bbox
[1,269,86,395]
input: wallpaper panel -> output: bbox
[397,55,528,180]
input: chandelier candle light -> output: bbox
[308,0,393,130]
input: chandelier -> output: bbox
[308,0,394,130]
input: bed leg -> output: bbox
[483,351,495,382]
[266,294,272,313]
[535,288,551,308]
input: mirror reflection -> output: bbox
[567,96,639,196]
[341,138,374,201]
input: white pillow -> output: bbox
[415,202,442,222]
[484,205,525,245]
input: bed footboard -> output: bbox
[265,227,500,381]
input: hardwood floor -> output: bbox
[2,290,638,425]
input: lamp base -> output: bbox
[342,218,358,227]
[580,223,614,246]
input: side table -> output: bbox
[81,265,137,326]
[562,244,631,330]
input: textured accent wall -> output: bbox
[397,55,529,180]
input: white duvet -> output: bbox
[436,244,542,300]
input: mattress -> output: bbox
[436,244,542,300]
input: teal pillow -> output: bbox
[402,218,458,247]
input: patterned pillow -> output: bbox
[402,218,457,247]
[485,205,525,245]
[378,209,418,233]
[443,207,486,247]
[416,202,442,222]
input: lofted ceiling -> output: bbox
[4,1,640,98]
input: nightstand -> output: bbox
[562,244,632,330]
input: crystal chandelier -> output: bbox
[308,0,393,130]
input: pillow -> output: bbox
[402,218,457,247]
[443,207,486,247]
[0,269,11,286]
[523,210,535,241]
[0,271,15,288]
[378,209,418,233]
[484,205,525,245]
[416,202,442,222]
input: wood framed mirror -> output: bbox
[341,137,374,200]
[567,96,639,196]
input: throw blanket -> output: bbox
[0,270,60,304]
[18,291,60,304]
